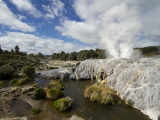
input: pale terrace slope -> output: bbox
[40,58,160,120]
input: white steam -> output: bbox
[56,0,160,59]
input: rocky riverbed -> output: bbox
[40,58,160,120]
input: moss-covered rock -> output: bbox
[46,88,63,100]
[16,77,31,85]
[46,79,64,90]
[34,88,46,98]
[0,81,5,87]
[84,84,115,105]
[10,79,18,85]
[54,97,73,111]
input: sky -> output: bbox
[0,0,160,57]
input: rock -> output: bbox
[11,97,16,101]
[70,115,84,120]
[27,92,34,96]
[21,88,28,94]
[40,68,72,80]
[54,96,73,111]
[10,87,18,93]
[21,86,35,94]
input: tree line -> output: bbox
[51,49,106,61]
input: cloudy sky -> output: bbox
[0,0,160,57]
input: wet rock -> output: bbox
[70,115,84,120]
[10,87,18,93]
[21,86,35,94]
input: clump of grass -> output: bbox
[54,97,73,111]
[46,88,62,100]
[16,77,31,85]
[117,101,122,105]
[84,84,115,105]
[34,88,46,98]
[33,83,38,87]
[0,81,5,87]
[49,79,64,90]
[32,108,40,115]
[10,79,18,85]
[65,86,68,89]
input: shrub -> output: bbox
[33,83,38,87]
[0,81,5,87]
[49,80,64,90]
[46,88,61,100]
[22,65,35,76]
[84,84,115,105]
[54,97,73,111]
[16,77,31,85]
[117,101,122,105]
[32,108,40,115]
[10,79,18,85]
[0,65,14,79]
[34,88,45,98]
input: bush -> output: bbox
[84,84,115,105]
[46,88,61,100]
[34,88,45,98]
[117,101,122,105]
[16,77,31,85]
[10,79,18,85]
[0,65,14,79]
[54,97,73,111]
[49,80,64,90]
[33,83,38,87]
[32,108,40,115]
[22,65,35,76]
[0,81,5,87]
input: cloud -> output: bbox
[0,0,35,32]
[56,0,160,59]
[10,0,42,18]
[42,0,64,20]
[0,32,92,55]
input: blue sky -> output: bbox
[0,0,160,57]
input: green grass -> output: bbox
[0,81,5,87]
[34,88,45,98]
[32,108,40,115]
[84,84,115,105]
[117,101,122,105]
[33,83,38,87]
[10,79,18,85]
[54,97,72,111]
[47,88,61,100]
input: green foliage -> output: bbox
[34,88,45,98]
[47,88,61,100]
[84,84,115,105]
[117,101,122,105]
[0,65,14,79]
[22,65,35,76]
[11,48,14,54]
[10,79,18,85]
[32,108,40,115]
[49,80,64,90]
[0,81,5,87]
[54,97,72,111]
[112,102,114,105]
[16,77,30,85]
[33,83,38,87]
[15,45,19,54]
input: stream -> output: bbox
[24,77,151,120]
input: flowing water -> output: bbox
[28,78,151,120]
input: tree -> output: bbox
[37,52,43,58]
[11,48,14,54]
[15,45,19,54]
[0,45,2,54]
[22,65,35,76]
